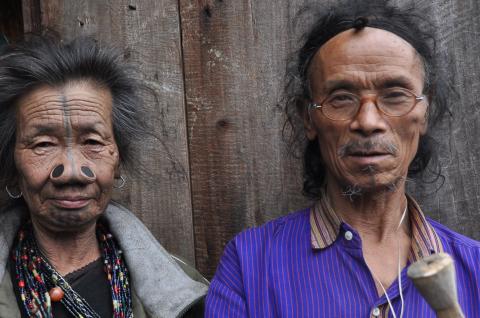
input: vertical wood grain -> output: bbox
[27,0,196,263]
[179,0,308,277]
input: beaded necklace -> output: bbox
[12,222,133,318]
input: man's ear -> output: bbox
[303,101,318,141]
[419,99,430,135]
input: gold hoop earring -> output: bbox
[5,185,22,199]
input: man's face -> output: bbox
[306,27,428,193]
[14,81,119,232]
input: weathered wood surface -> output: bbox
[179,0,308,277]
[8,0,480,278]
[24,0,196,263]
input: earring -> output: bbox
[113,176,126,189]
[5,185,22,199]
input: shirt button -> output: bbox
[344,230,353,241]
[372,307,380,316]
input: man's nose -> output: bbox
[49,151,96,185]
[349,98,388,136]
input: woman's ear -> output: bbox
[114,163,121,179]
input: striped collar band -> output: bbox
[310,190,443,261]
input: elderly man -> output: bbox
[205,1,480,317]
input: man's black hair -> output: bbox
[0,35,147,195]
[283,0,452,199]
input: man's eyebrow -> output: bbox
[322,77,417,93]
[379,77,416,90]
[322,80,357,93]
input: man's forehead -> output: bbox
[316,27,420,66]
[309,27,424,89]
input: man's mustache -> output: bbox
[338,139,398,157]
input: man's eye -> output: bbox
[34,142,54,148]
[382,91,410,102]
[328,94,357,108]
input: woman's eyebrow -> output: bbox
[24,124,58,137]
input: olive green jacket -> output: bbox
[0,203,208,318]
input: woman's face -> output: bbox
[14,81,119,232]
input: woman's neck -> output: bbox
[31,220,101,276]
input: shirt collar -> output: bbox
[310,189,443,260]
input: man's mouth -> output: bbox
[349,151,390,157]
[346,151,392,165]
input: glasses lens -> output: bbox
[323,92,359,120]
[378,88,416,116]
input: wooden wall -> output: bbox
[2,0,479,278]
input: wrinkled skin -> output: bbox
[14,81,119,233]
[305,27,428,194]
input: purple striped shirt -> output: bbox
[205,195,480,317]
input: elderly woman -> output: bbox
[0,37,207,317]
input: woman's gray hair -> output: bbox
[0,35,147,194]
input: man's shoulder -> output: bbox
[427,217,480,251]
[230,208,310,249]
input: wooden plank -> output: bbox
[28,0,196,263]
[179,0,308,277]
[180,0,480,277]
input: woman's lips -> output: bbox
[50,198,91,209]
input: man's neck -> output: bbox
[326,181,410,241]
[325,181,412,295]
[31,220,101,276]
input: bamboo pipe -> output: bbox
[407,253,465,318]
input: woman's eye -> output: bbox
[86,139,100,145]
[84,139,104,149]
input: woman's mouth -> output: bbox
[50,197,91,209]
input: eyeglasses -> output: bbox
[309,87,426,121]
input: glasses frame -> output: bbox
[309,88,427,121]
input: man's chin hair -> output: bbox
[340,177,405,201]
[340,184,364,201]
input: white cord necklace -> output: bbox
[366,202,408,318]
